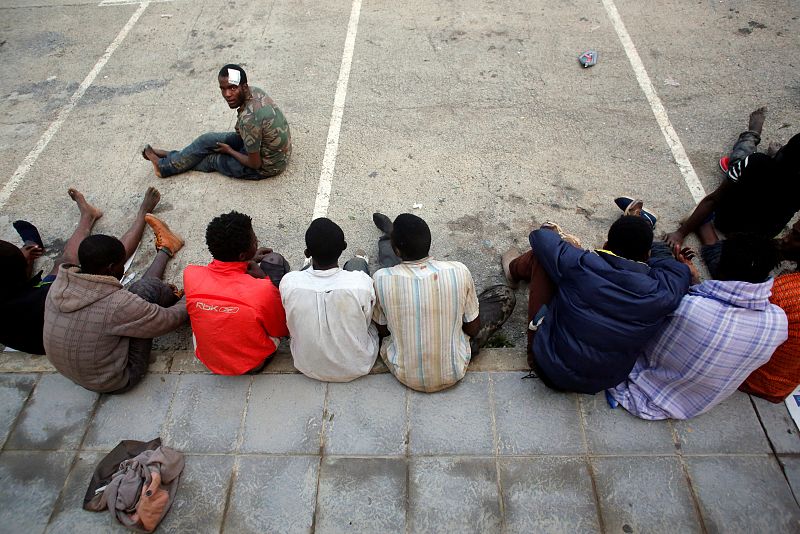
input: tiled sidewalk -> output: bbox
[1,352,800,533]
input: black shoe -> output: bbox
[372,212,393,234]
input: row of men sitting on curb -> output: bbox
[1,109,798,422]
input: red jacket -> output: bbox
[184,260,288,374]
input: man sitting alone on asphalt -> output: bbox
[143,64,291,180]
[184,211,289,375]
[371,213,515,393]
[502,215,693,394]
[664,107,800,277]
[44,215,187,394]
[609,234,788,419]
[280,217,378,382]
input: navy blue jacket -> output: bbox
[530,230,691,394]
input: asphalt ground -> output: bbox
[1,0,799,350]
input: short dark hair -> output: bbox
[391,213,431,260]
[218,64,247,85]
[0,240,28,296]
[306,218,346,265]
[206,211,254,262]
[717,233,779,283]
[606,215,654,262]
[78,234,126,275]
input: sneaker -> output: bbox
[719,156,730,173]
[612,197,658,228]
[144,214,184,256]
[372,213,393,234]
[501,246,521,289]
[354,248,369,263]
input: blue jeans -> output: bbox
[729,130,761,164]
[157,132,264,180]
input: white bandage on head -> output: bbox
[227,68,241,86]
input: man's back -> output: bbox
[372,258,479,392]
[530,229,691,394]
[237,87,291,175]
[44,266,186,392]
[611,279,789,419]
[184,259,288,375]
[280,268,378,382]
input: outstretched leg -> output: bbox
[118,187,161,260]
[50,189,103,275]
[729,106,766,163]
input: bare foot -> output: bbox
[748,106,767,134]
[68,188,103,222]
[767,140,783,157]
[142,145,163,178]
[139,186,161,214]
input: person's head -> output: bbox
[605,215,654,263]
[305,218,346,268]
[0,240,29,295]
[78,235,126,278]
[217,64,249,109]
[774,132,800,175]
[206,211,257,262]
[779,220,800,264]
[391,213,431,261]
[716,233,779,283]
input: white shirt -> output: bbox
[280,267,379,382]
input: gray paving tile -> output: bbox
[778,456,800,504]
[673,392,771,454]
[162,374,250,453]
[686,456,800,533]
[83,374,179,450]
[0,373,37,447]
[241,374,325,454]
[325,374,406,456]
[409,373,493,455]
[0,451,74,534]
[592,456,702,534]
[44,452,114,534]
[751,395,800,454]
[498,457,601,533]
[316,457,406,534]
[493,372,584,455]
[580,394,676,455]
[159,454,234,533]
[5,373,97,450]
[409,457,500,534]
[225,455,318,534]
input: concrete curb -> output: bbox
[0,347,529,374]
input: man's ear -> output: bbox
[304,249,311,258]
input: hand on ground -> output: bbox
[663,231,684,249]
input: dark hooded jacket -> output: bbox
[530,229,691,394]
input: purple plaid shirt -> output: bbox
[609,279,788,420]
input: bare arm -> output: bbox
[215,143,262,169]
[462,316,480,338]
[664,182,729,248]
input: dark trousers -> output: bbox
[110,278,179,394]
[729,130,761,163]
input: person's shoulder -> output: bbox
[337,269,375,287]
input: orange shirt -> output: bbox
[740,273,800,402]
[184,260,288,375]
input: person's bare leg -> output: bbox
[142,249,170,280]
[696,222,719,246]
[119,187,161,260]
[748,106,767,134]
[51,189,103,274]
[142,146,163,178]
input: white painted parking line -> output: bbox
[601,0,707,203]
[312,0,362,221]
[99,0,170,6]
[0,2,150,211]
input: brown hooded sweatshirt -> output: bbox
[44,265,187,393]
